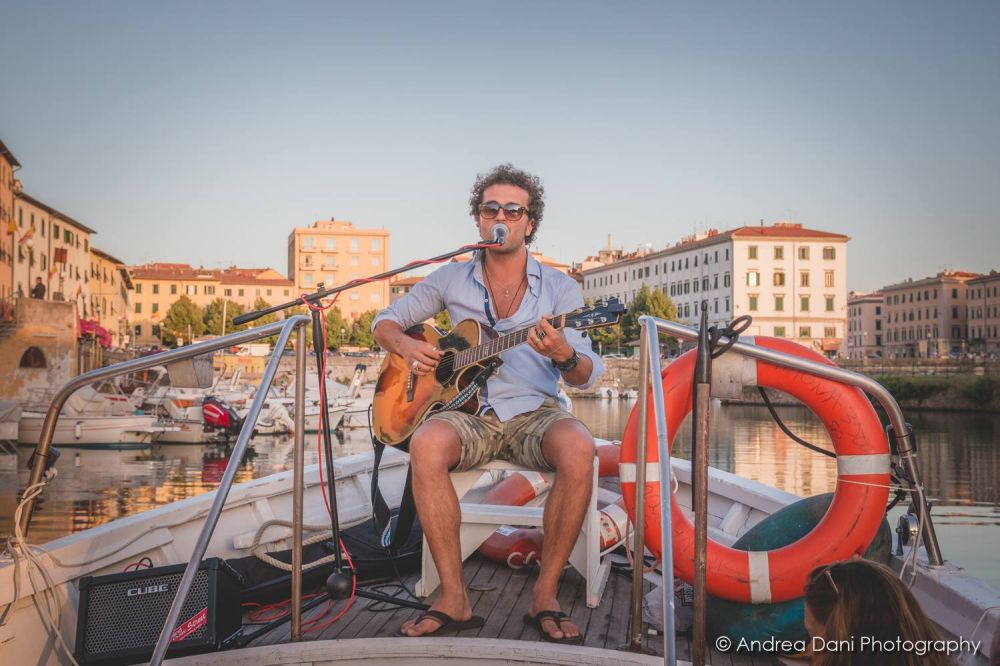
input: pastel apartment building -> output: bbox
[129,263,294,345]
[286,219,389,321]
[0,139,20,302]
[966,271,1000,355]
[845,291,884,359]
[881,271,979,358]
[580,223,849,356]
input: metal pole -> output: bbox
[147,316,307,666]
[644,317,944,566]
[646,319,676,666]
[691,304,711,666]
[628,317,651,651]
[18,318,305,536]
[290,325,306,641]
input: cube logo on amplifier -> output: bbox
[75,558,243,666]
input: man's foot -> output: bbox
[400,598,475,637]
[525,601,583,643]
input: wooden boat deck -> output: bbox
[244,553,780,665]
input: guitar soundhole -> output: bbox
[435,350,458,385]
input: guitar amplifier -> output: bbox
[75,558,243,666]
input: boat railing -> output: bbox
[631,315,944,665]
[19,315,311,666]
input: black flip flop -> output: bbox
[399,609,485,637]
[523,610,585,644]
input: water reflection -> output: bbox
[2,401,998,587]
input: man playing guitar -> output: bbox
[372,164,604,643]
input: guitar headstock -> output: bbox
[562,298,625,331]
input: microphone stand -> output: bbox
[233,238,500,642]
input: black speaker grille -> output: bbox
[83,570,210,655]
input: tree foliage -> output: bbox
[620,285,678,345]
[203,298,246,336]
[350,310,378,349]
[324,306,351,349]
[433,310,452,331]
[162,296,204,346]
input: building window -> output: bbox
[151,325,161,338]
[801,296,810,311]
[774,246,784,260]
[952,306,959,318]
[371,238,382,251]
[723,272,730,288]
[238,288,245,296]
[800,271,810,287]
[773,271,785,287]
[825,296,835,312]
[350,292,360,301]
[134,324,142,338]
[168,284,176,295]
[152,283,159,294]
[798,247,810,260]
[825,326,836,338]
[136,283,142,294]
[799,326,812,338]
[350,238,360,252]
[152,303,159,313]
[304,237,314,249]
[774,326,786,338]
[19,347,47,369]
[135,303,142,313]
[748,246,758,259]
[304,274,313,287]
[267,289,272,296]
[724,297,730,312]
[284,289,290,296]
[775,295,784,312]
[224,288,232,297]
[824,271,834,288]
[747,271,760,287]
[749,295,758,311]
[822,246,836,260]
[371,293,379,302]
[326,238,335,250]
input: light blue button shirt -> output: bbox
[372,252,605,421]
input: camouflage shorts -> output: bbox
[425,397,588,472]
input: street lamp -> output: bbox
[340,327,346,349]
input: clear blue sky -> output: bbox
[1,1,998,292]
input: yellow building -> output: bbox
[287,219,389,321]
[0,139,21,302]
[13,193,96,318]
[89,247,133,348]
[129,263,294,345]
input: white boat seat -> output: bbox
[415,457,610,608]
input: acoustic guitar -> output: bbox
[372,299,624,446]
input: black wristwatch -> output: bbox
[552,350,580,373]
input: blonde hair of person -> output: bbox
[804,559,951,666]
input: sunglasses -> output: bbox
[479,201,529,222]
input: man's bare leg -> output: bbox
[528,419,595,640]
[400,420,471,636]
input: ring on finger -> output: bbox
[411,360,420,371]
[537,329,546,340]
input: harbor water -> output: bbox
[2,401,998,589]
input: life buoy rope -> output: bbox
[619,336,890,604]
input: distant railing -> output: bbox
[838,357,1000,376]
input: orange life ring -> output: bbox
[619,337,890,604]
[478,443,629,568]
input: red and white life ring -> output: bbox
[619,337,890,604]
[478,443,630,568]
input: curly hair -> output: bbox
[468,163,545,245]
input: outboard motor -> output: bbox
[202,396,243,438]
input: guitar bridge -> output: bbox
[406,370,416,403]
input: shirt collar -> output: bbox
[471,249,542,294]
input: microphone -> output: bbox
[491,223,509,246]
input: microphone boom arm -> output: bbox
[234,239,501,326]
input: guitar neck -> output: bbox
[455,315,566,370]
